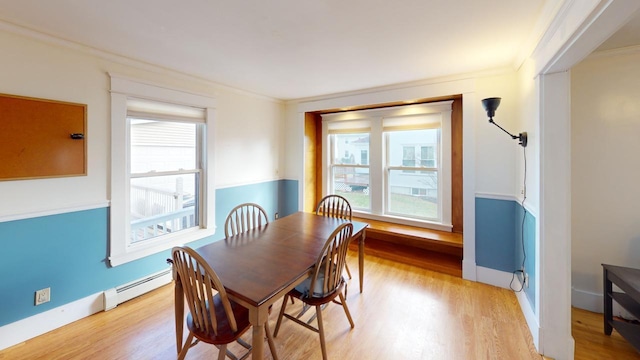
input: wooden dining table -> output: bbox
[173,211,368,359]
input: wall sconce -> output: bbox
[481,97,527,147]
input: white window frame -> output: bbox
[109,73,216,266]
[322,101,452,231]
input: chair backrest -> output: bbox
[172,246,238,334]
[306,222,353,298]
[224,203,269,238]
[315,194,352,221]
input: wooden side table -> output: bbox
[602,263,640,352]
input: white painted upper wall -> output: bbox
[475,72,521,199]
[517,58,540,216]
[0,29,284,219]
[571,49,640,310]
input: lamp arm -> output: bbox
[489,119,518,139]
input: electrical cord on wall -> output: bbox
[510,145,528,292]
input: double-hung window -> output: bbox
[322,101,452,230]
[328,127,371,210]
[109,74,216,266]
[128,99,203,243]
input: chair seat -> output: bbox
[294,264,337,298]
[186,294,251,345]
[289,278,346,307]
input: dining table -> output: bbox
[173,211,368,359]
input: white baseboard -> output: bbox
[0,292,104,351]
[571,287,602,313]
[476,265,516,289]
[572,286,635,320]
[516,287,540,349]
[462,258,477,281]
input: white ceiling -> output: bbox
[596,9,640,52]
[0,1,637,100]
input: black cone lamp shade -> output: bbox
[482,97,501,120]
[481,97,527,147]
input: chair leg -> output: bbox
[345,262,352,279]
[265,321,279,360]
[316,305,328,360]
[338,292,355,328]
[274,294,289,337]
[217,344,227,360]
[177,332,194,360]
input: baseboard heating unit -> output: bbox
[103,267,173,311]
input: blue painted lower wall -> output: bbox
[476,197,536,310]
[0,179,298,327]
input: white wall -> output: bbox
[475,72,520,198]
[0,28,284,219]
[571,49,640,312]
[517,59,540,215]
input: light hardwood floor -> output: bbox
[572,307,639,360]
[0,252,633,359]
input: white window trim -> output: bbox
[321,101,452,231]
[108,73,216,266]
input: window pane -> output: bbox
[332,133,369,165]
[387,129,439,167]
[388,169,438,219]
[402,146,415,167]
[130,119,196,173]
[332,166,370,210]
[130,173,199,243]
[360,150,368,165]
[420,146,436,168]
[129,118,200,243]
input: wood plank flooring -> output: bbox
[572,307,639,359]
[1,251,631,359]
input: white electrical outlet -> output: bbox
[524,273,529,288]
[35,287,50,306]
[274,212,279,219]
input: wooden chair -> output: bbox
[315,194,352,279]
[171,246,278,360]
[273,222,355,360]
[224,203,269,238]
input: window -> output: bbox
[421,146,436,168]
[109,74,216,266]
[329,132,370,210]
[402,146,416,167]
[387,128,440,219]
[360,150,368,165]
[129,117,201,244]
[322,102,452,230]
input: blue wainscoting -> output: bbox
[516,203,536,309]
[476,198,517,272]
[0,179,298,327]
[476,197,536,309]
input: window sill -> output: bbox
[108,227,215,267]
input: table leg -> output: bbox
[249,306,267,359]
[603,267,613,335]
[359,231,366,293]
